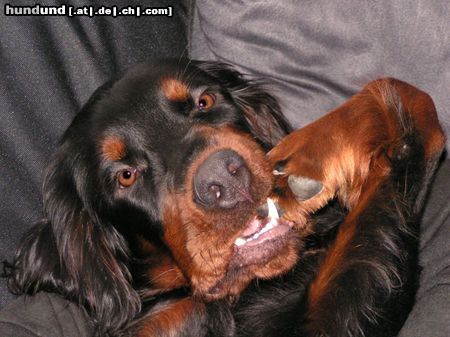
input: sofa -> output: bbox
[0,1,448,336]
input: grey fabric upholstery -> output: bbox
[0,292,92,337]
[399,161,450,337]
[190,1,450,336]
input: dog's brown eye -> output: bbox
[118,168,137,188]
[198,93,215,111]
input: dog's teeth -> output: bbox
[267,198,279,219]
[259,222,273,235]
[235,238,246,246]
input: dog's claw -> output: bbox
[272,160,287,176]
[287,175,323,201]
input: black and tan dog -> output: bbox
[7,59,445,337]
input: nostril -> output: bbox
[226,155,246,178]
[209,184,222,200]
[228,162,246,178]
[227,163,239,175]
[194,182,223,207]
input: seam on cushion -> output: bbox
[67,302,84,337]
[426,282,450,292]
[45,293,64,335]
[420,210,450,251]
[187,0,197,54]
[417,279,450,301]
[0,320,41,337]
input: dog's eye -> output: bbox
[117,168,138,188]
[198,93,215,111]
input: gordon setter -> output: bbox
[6,59,445,337]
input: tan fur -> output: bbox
[101,136,126,161]
[138,298,204,337]
[160,77,189,102]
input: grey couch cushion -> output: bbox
[0,292,92,337]
[398,160,450,337]
[190,1,450,336]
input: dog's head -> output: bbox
[11,59,299,334]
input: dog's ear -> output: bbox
[8,220,61,295]
[10,141,140,335]
[196,61,292,148]
[232,80,293,149]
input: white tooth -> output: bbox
[267,198,279,219]
[235,238,246,246]
[260,222,273,235]
[259,227,269,235]
[269,217,279,227]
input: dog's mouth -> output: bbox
[202,198,296,300]
[231,198,294,268]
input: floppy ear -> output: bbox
[196,61,293,148]
[9,141,140,336]
[232,80,293,148]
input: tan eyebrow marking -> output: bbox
[101,136,126,161]
[160,77,189,102]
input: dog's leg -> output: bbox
[120,297,236,337]
[269,78,445,337]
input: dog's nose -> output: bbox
[193,149,252,209]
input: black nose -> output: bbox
[193,149,252,209]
